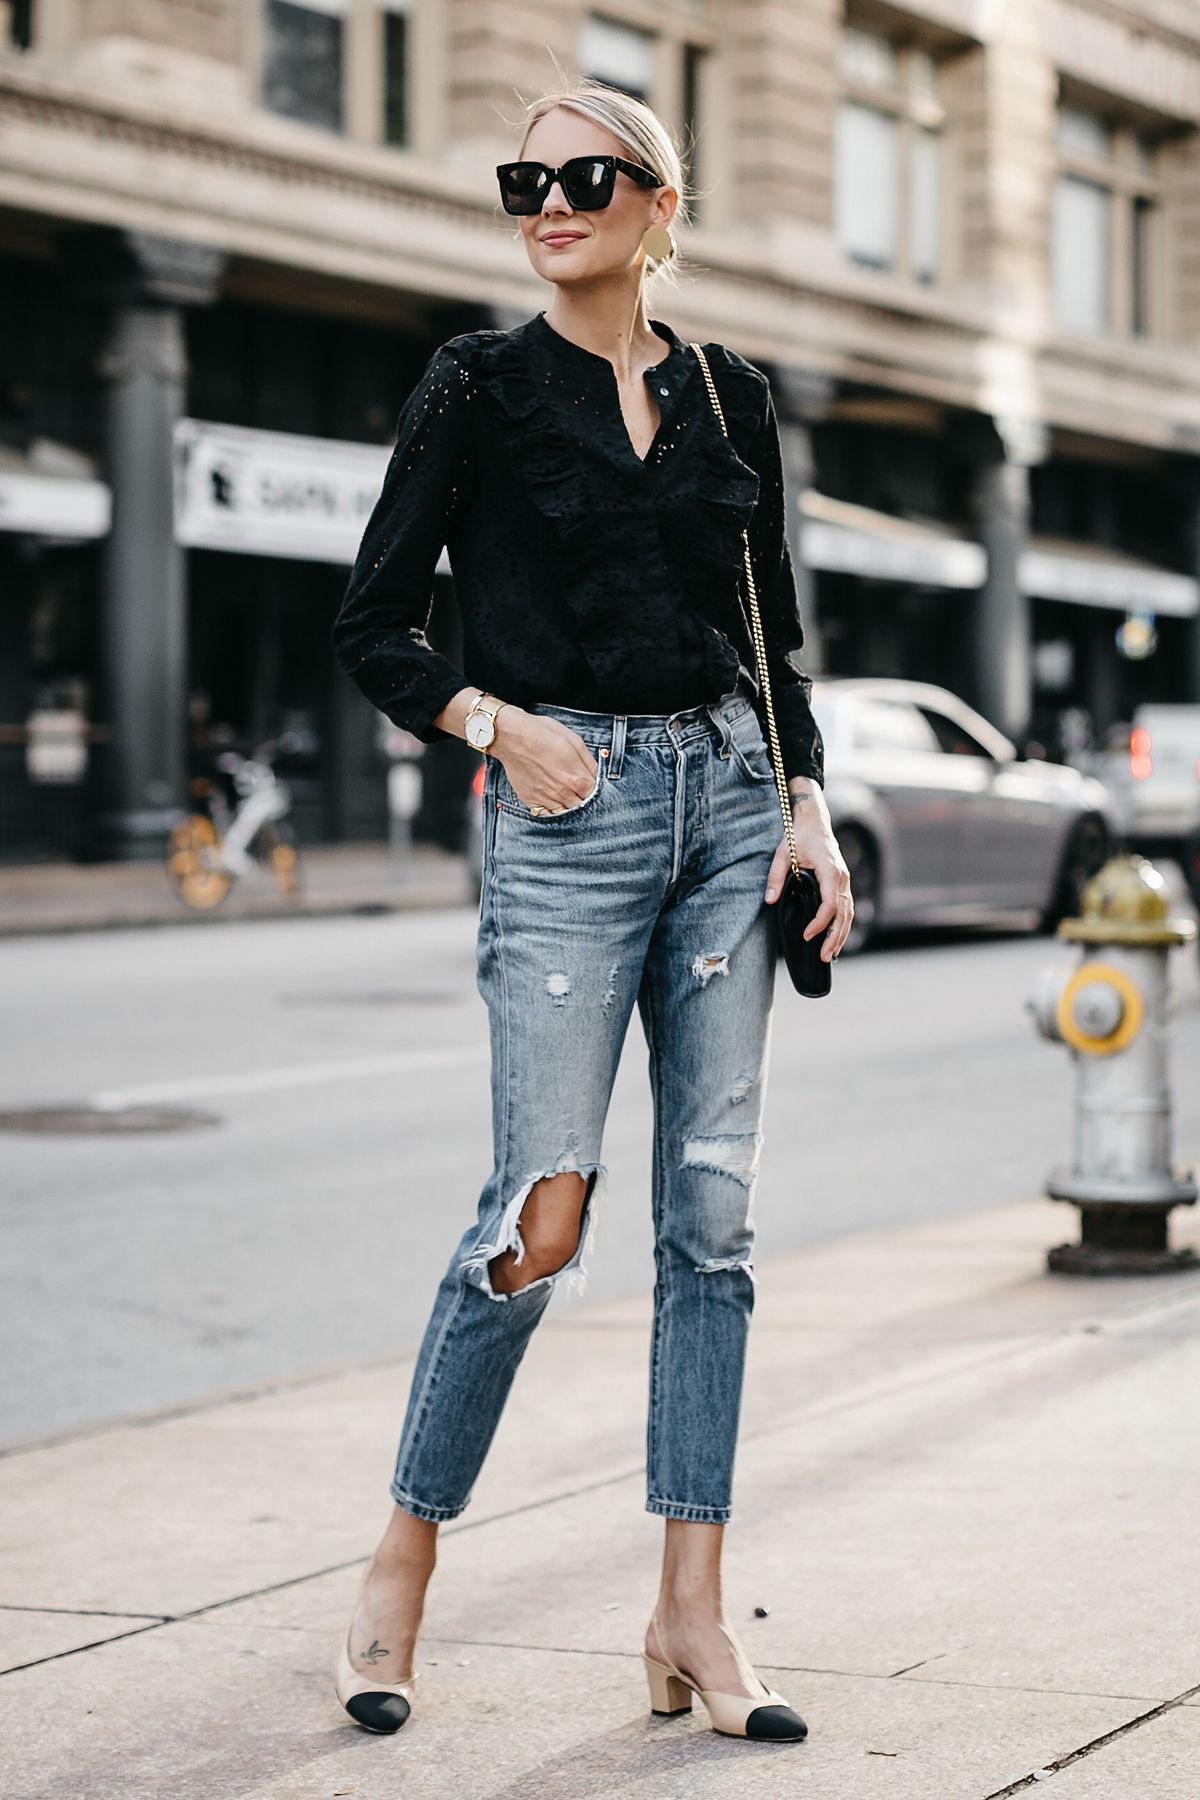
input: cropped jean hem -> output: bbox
[390,1487,468,1524]
[645,1499,733,1524]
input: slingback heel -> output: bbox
[644,1651,693,1715]
[335,1634,417,1734]
[644,1618,807,1742]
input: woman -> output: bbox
[331,79,853,1743]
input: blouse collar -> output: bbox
[530,313,688,385]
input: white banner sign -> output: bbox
[1019,545,1199,617]
[800,519,986,590]
[173,419,393,566]
[0,472,111,540]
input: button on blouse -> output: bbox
[334,314,823,784]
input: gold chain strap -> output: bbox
[690,343,799,880]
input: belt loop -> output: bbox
[707,702,733,759]
[608,714,627,780]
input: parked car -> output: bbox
[1090,704,1200,865]
[811,678,1117,952]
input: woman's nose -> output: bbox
[541,181,571,214]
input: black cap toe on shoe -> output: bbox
[744,1704,808,1741]
[345,1691,411,1734]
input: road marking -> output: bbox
[92,1042,489,1111]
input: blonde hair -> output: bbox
[518,79,687,288]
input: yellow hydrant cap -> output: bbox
[1058,856,1197,946]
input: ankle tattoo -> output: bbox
[363,1640,390,1664]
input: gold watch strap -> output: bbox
[469,692,506,723]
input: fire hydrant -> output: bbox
[1029,856,1197,1274]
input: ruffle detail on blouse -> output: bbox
[446,322,765,710]
[657,343,767,684]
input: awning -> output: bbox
[798,490,987,591]
[0,470,111,540]
[173,419,392,566]
[1018,537,1199,617]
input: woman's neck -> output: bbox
[544,278,662,381]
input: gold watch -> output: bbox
[464,692,508,751]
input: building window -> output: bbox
[682,40,704,185]
[836,104,898,269]
[1053,174,1109,334]
[262,0,345,134]
[4,0,33,46]
[835,28,944,283]
[909,129,939,284]
[1131,196,1152,338]
[1052,104,1162,339]
[382,0,410,147]
[580,14,656,102]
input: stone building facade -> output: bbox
[2,0,1200,857]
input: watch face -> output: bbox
[465,711,494,750]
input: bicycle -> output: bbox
[167,735,304,911]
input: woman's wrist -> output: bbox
[434,688,529,750]
[787,777,837,843]
[433,687,483,739]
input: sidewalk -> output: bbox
[4,1196,1200,1800]
[0,842,470,936]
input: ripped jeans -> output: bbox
[391,694,781,1525]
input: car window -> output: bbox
[919,709,993,759]
[852,700,939,754]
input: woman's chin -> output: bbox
[533,256,638,291]
[532,250,598,283]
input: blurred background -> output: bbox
[2,0,1200,869]
[5,20,1200,1788]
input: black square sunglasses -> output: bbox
[496,156,661,216]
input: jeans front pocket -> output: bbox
[726,714,775,786]
[493,760,605,822]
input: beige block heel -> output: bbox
[644,1651,694,1715]
[644,1617,807,1742]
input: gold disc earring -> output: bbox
[640,225,676,262]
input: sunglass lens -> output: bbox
[499,165,548,214]
[562,159,615,209]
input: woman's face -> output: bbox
[517,107,676,290]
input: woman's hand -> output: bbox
[765,779,854,962]
[492,707,598,813]
[433,689,598,814]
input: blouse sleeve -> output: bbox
[332,349,474,740]
[743,389,825,787]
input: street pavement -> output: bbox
[2,906,1199,1447]
[3,903,1200,1797]
[4,1199,1200,1798]
[0,841,469,936]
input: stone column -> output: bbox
[970,454,1033,743]
[73,232,224,858]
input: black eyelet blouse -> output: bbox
[333,314,823,785]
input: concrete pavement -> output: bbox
[5,1195,1200,1799]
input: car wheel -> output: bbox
[1046,814,1111,927]
[838,826,879,955]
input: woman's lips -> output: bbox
[540,231,586,246]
